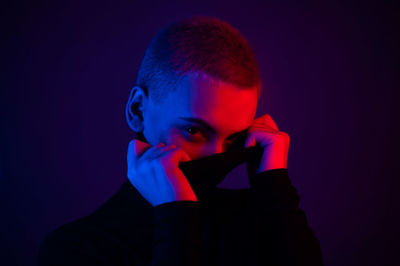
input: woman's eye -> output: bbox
[183,127,208,142]
[185,127,199,135]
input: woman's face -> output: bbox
[141,71,259,160]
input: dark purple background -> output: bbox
[2,1,399,265]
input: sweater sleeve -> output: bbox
[249,168,324,266]
[151,200,202,266]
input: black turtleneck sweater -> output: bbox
[37,168,323,266]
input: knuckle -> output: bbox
[131,162,142,175]
[127,140,135,151]
[279,131,290,140]
[150,159,161,168]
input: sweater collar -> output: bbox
[119,145,263,205]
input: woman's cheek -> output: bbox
[165,130,189,153]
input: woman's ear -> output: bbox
[125,86,148,132]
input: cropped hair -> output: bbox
[136,15,262,102]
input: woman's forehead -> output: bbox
[184,72,256,108]
[165,71,258,131]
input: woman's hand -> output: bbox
[244,114,290,176]
[126,139,197,207]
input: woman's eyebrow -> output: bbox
[179,117,216,133]
[178,117,250,138]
